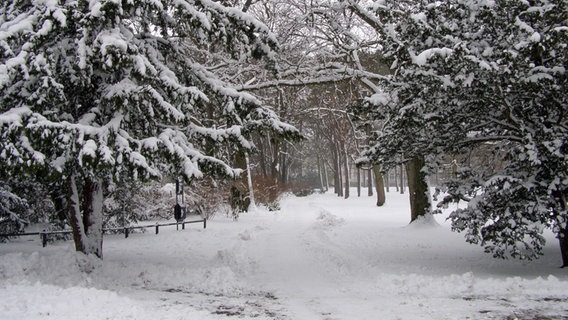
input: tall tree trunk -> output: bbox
[333,147,340,195]
[259,137,268,178]
[556,191,568,268]
[271,137,280,185]
[232,150,251,212]
[317,155,325,193]
[67,174,103,258]
[400,164,405,194]
[280,142,288,184]
[245,152,256,209]
[337,160,344,197]
[343,142,350,199]
[357,167,361,197]
[335,144,344,197]
[372,165,386,206]
[385,169,390,193]
[394,166,399,192]
[323,161,330,192]
[405,156,432,223]
[559,223,568,268]
[367,169,373,196]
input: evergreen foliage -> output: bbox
[0,183,27,236]
[349,0,567,260]
[0,0,298,257]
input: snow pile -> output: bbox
[315,209,345,227]
[0,251,99,287]
[406,213,440,228]
[0,283,162,320]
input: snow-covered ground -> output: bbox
[1,190,567,320]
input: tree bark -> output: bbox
[259,137,268,178]
[67,174,103,259]
[400,164,405,194]
[394,166,399,192]
[232,150,250,212]
[343,142,350,199]
[556,190,568,267]
[245,152,256,209]
[335,144,343,197]
[559,223,568,268]
[317,155,325,193]
[271,137,280,185]
[372,165,386,206]
[357,167,361,197]
[367,168,373,196]
[323,161,329,192]
[280,141,288,184]
[405,156,431,223]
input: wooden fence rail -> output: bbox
[0,218,206,247]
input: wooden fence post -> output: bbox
[41,231,48,247]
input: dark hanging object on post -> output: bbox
[174,203,186,222]
[174,179,186,222]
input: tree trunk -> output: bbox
[372,165,386,206]
[280,141,288,184]
[317,155,325,193]
[400,164,405,194]
[405,156,432,223]
[343,142,350,199]
[559,223,568,268]
[385,169,390,193]
[357,167,361,197]
[367,169,373,196]
[556,190,568,267]
[233,150,250,212]
[245,152,256,209]
[335,145,343,197]
[394,166,399,192]
[67,174,103,259]
[259,137,268,178]
[271,137,280,185]
[323,161,329,192]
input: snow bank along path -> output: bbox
[1,190,567,319]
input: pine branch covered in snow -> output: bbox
[0,0,299,258]
[350,0,567,260]
[0,184,28,235]
[0,0,298,182]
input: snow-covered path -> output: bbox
[1,190,568,319]
[235,193,568,320]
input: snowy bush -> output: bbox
[0,0,298,258]
[0,185,27,238]
[348,0,567,262]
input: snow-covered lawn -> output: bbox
[1,190,567,320]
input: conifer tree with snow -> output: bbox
[0,0,298,258]
[347,0,567,264]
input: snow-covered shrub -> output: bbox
[0,185,28,238]
[251,177,282,211]
[103,180,153,231]
[350,0,567,262]
[0,0,299,258]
